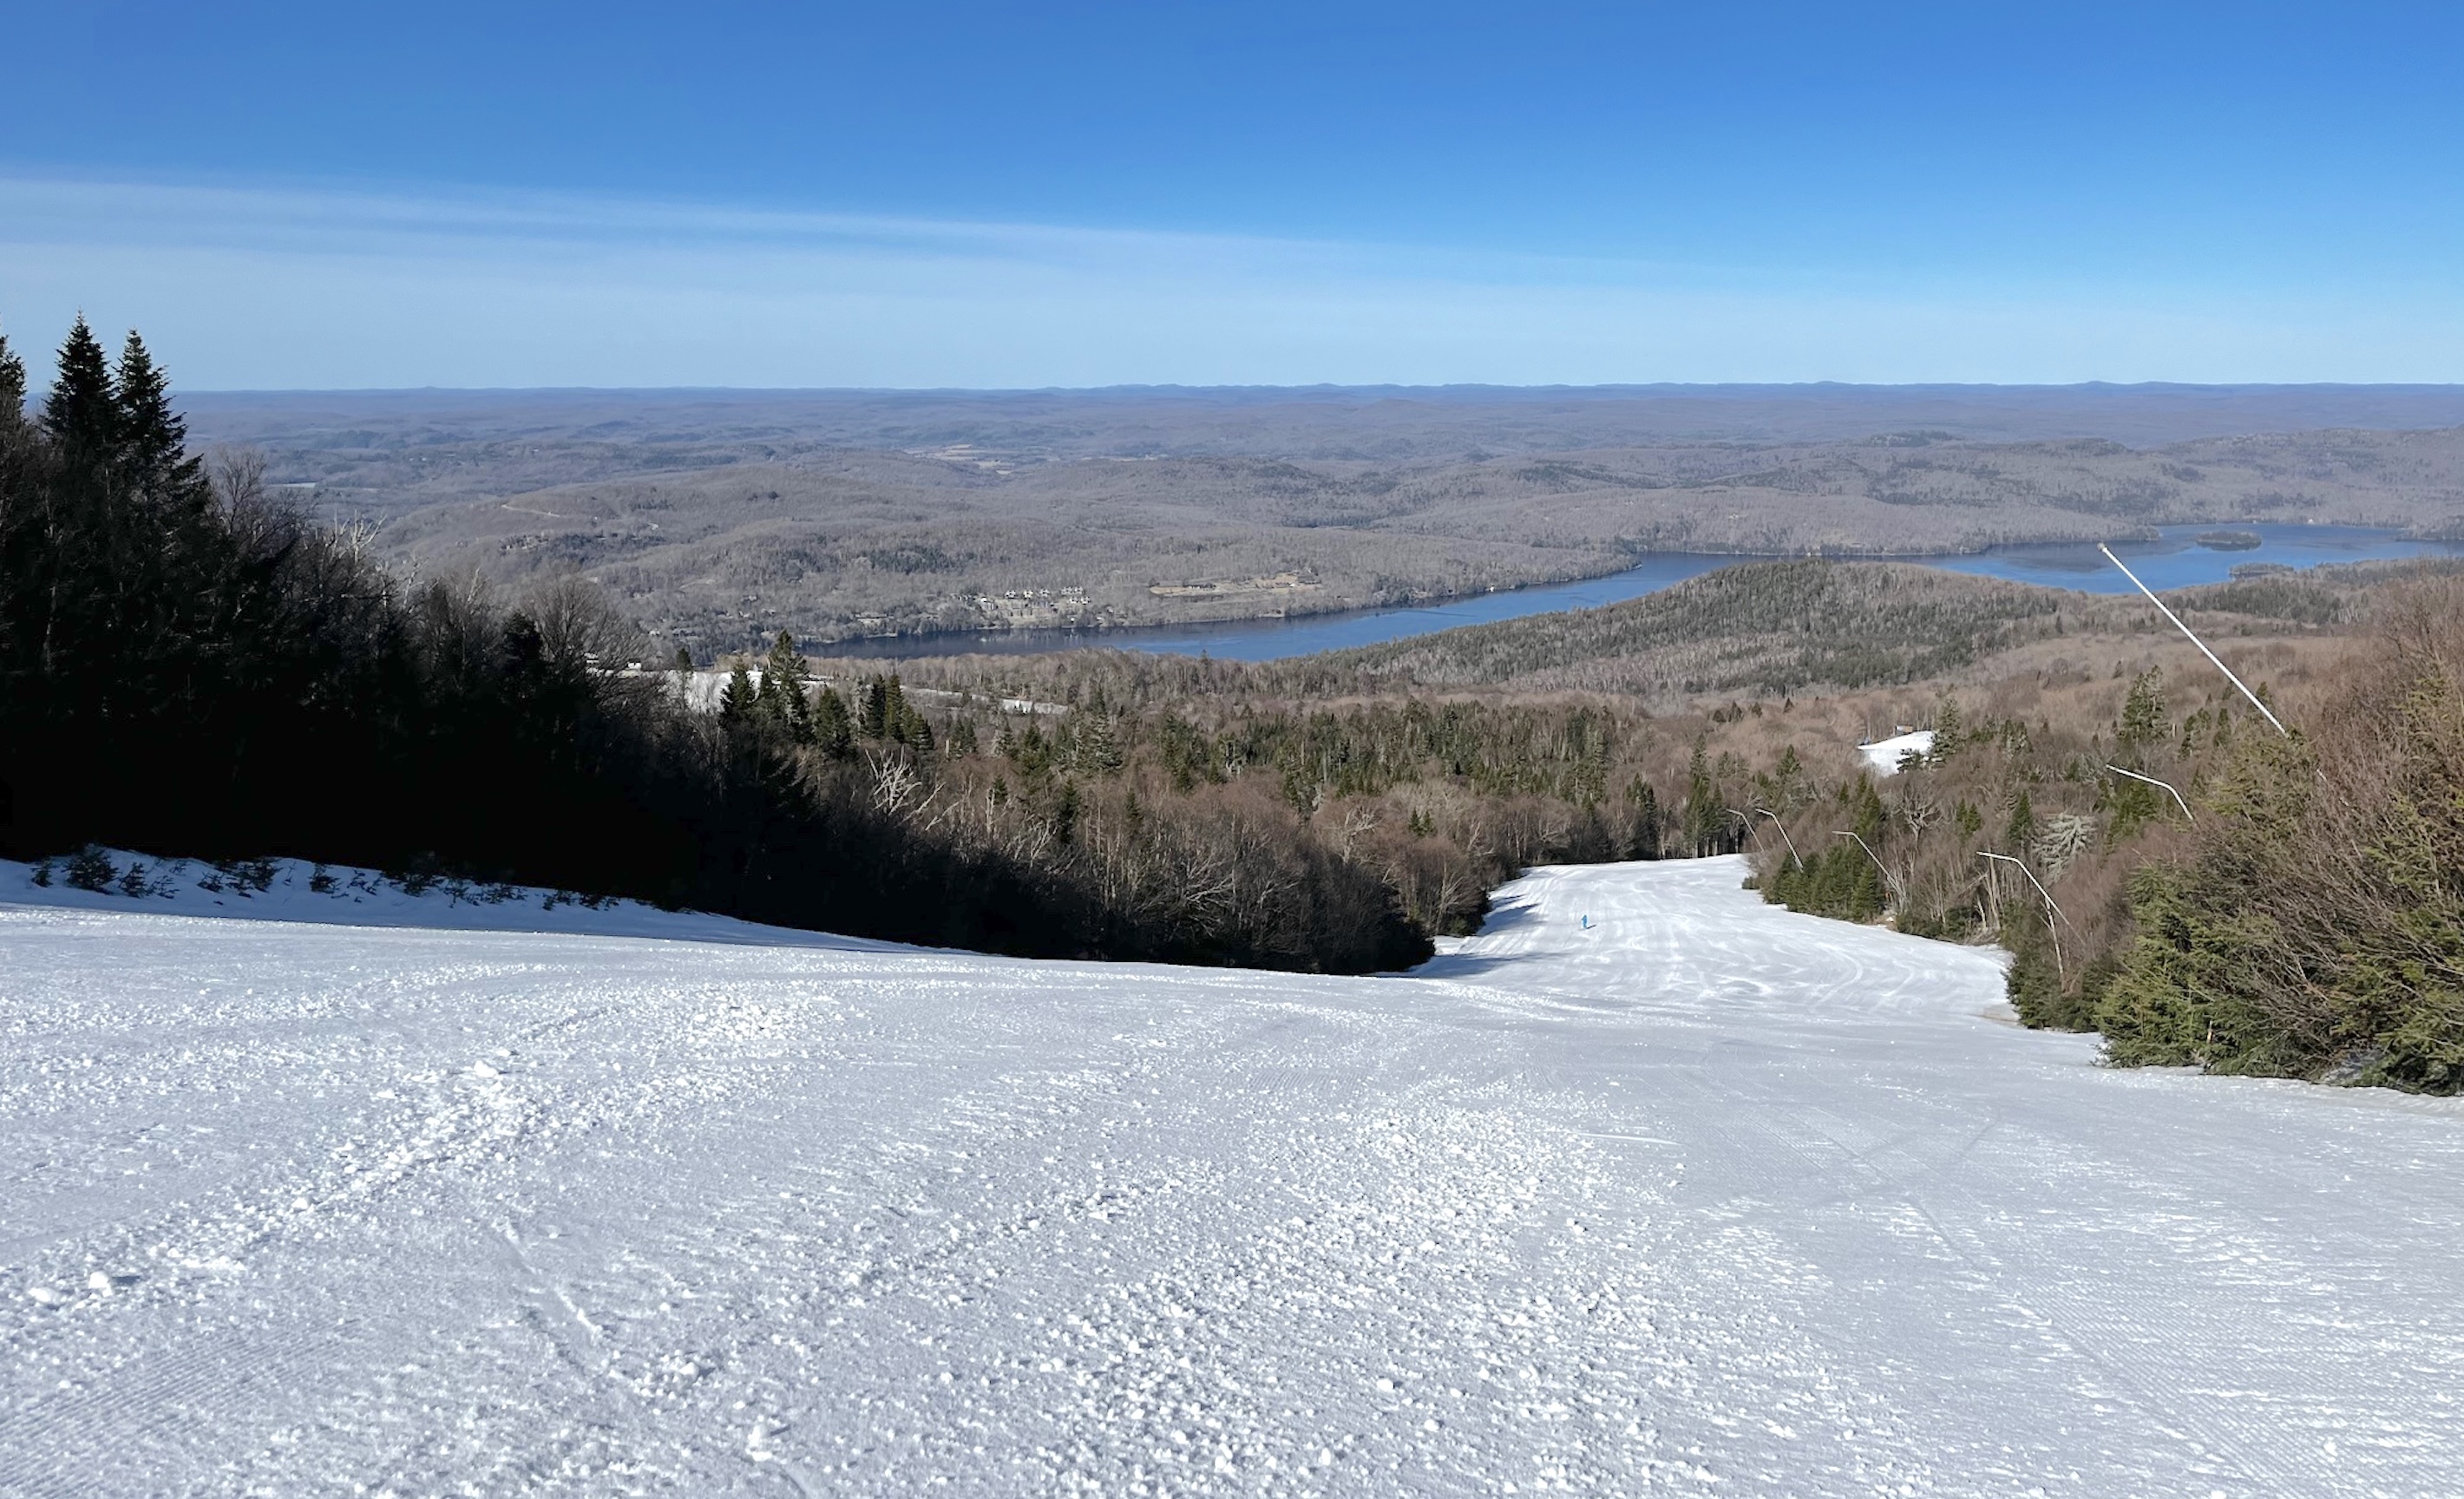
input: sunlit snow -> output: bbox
[1858,729,1936,775]
[3,854,2458,1496]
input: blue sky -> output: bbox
[3,1,2460,389]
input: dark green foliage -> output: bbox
[2002,789,2036,850]
[0,332,25,419]
[2005,913,2092,1029]
[811,686,855,758]
[872,675,901,739]
[1763,836,1885,922]
[113,332,203,499]
[2115,666,2168,756]
[62,846,115,892]
[0,321,1425,974]
[719,661,756,720]
[40,317,116,455]
[2095,634,2464,1089]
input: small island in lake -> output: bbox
[2196,529,2264,550]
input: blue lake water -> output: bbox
[832,523,2463,664]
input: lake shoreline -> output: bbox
[813,522,2464,664]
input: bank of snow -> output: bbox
[4,856,2461,1496]
[0,848,900,951]
[1858,727,1935,775]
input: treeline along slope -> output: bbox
[0,322,1428,970]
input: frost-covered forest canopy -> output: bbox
[10,322,2464,1088]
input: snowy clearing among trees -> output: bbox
[3,855,2458,1496]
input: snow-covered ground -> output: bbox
[1858,729,1936,776]
[3,857,2459,1496]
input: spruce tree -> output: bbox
[720,660,757,721]
[763,632,812,742]
[0,330,25,423]
[883,674,910,742]
[1684,736,1719,854]
[1078,712,1122,772]
[811,686,855,758]
[2004,789,2036,851]
[42,317,117,456]
[860,675,890,738]
[114,331,204,497]
[2116,667,2168,756]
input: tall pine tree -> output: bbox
[811,685,855,758]
[719,660,757,721]
[41,317,117,457]
[115,331,205,499]
[860,674,891,738]
[762,631,813,742]
[0,330,25,423]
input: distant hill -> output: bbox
[175,384,2464,658]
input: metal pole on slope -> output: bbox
[1978,850,2065,979]
[1758,808,1805,867]
[1722,807,1767,862]
[1832,830,1904,906]
[2098,543,2290,737]
[2104,763,2195,826]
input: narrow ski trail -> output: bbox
[3,856,2458,1496]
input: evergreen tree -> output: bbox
[114,331,204,497]
[1683,736,1720,854]
[2004,789,2036,851]
[762,631,812,741]
[860,675,891,738]
[883,674,910,742]
[811,685,855,757]
[1077,711,1123,772]
[42,317,117,456]
[2116,667,2168,757]
[1930,693,1963,762]
[720,660,757,721]
[0,330,24,423]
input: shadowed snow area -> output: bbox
[3,855,2460,1496]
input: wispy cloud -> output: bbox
[2,175,2454,389]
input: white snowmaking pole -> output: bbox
[1758,808,1804,867]
[1976,851,2066,925]
[1978,850,2066,978]
[2099,543,2290,737]
[1832,830,1904,905]
[2105,763,2194,825]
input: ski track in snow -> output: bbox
[2,856,2459,1496]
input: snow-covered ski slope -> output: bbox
[3,857,2459,1496]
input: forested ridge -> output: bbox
[0,322,1438,970]
[1,321,1762,972]
[14,319,2462,1070]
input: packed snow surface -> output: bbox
[3,857,2460,1496]
[1858,730,1936,776]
